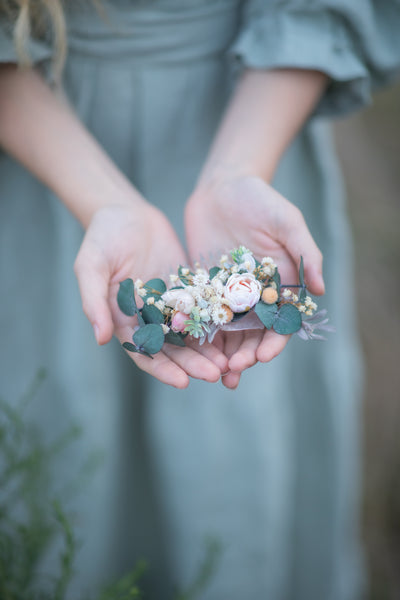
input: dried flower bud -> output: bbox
[261,287,278,304]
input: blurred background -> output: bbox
[334,82,400,600]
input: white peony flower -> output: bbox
[223,273,262,313]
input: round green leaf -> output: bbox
[254,302,278,329]
[141,304,164,325]
[133,324,165,355]
[273,303,302,335]
[164,331,186,347]
[143,278,167,298]
[117,279,138,316]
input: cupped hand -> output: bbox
[185,175,325,387]
[74,201,228,388]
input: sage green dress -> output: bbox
[1,1,399,598]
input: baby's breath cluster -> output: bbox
[281,288,318,316]
[117,247,332,358]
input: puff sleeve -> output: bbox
[0,13,52,65]
[229,0,400,117]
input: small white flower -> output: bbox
[169,274,179,284]
[262,265,275,277]
[211,306,229,326]
[161,324,170,334]
[238,253,256,272]
[282,289,292,299]
[231,265,239,273]
[203,285,215,300]
[155,299,166,311]
[199,308,211,321]
[305,296,312,307]
[310,301,318,311]
[181,268,190,276]
[146,297,155,305]
[216,269,229,283]
[261,256,276,267]
[220,254,228,265]
[298,305,306,313]
[305,309,313,316]
[193,270,209,286]
[211,277,224,294]
[137,288,147,298]
[292,294,299,303]
[134,278,144,289]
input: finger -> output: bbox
[228,329,263,373]
[223,331,244,361]
[162,344,221,383]
[184,337,229,374]
[256,330,290,363]
[128,349,190,389]
[221,370,241,390]
[74,244,114,345]
[113,318,190,388]
[280,204,325,296]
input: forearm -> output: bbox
[198,68,327,187]
[0,65,146,228]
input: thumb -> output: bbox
[74,244,114,345]
[281,204,325,296]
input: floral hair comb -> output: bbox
[117,246,334,358]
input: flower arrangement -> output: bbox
[117,246,334,358]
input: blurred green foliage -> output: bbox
[0,370,221,600]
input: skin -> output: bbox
[185,69,328,387]
[0,65,227,388]
[0,64,327,389]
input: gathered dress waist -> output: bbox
[66,0,241,64]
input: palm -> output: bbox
[185,175,323,386]
[75,203,228,387]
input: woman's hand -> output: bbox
[74,201,228,388]
[185,174,324,387]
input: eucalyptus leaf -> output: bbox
[209,266,220,280]
[273,303,302,335]
[178,266,193,286]
[299,256,304,288]
[254,302,278,329]
[272,269,281,297]
[164,331,186,347]
[232,310,251,322]
[117,279,138,316]
[122,342,138,353]
[143,278,166,298]
[141,304,164,325]
[299,287,307,303]
[133,324,165,355]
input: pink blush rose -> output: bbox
[224,273,262,313]
[171,311,189,333]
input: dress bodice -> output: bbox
[65,0,242,63]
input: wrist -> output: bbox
[196,156,276,194]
